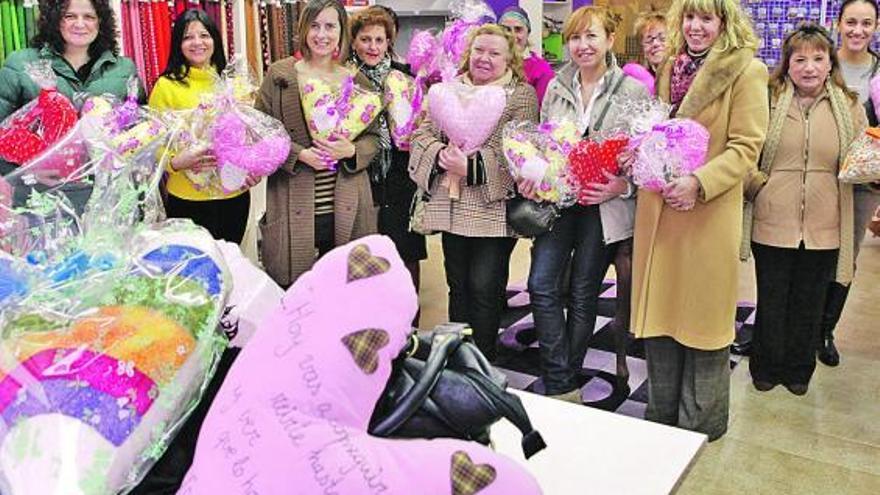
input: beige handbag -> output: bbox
[408,188,435,235]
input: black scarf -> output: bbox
[351,53,393,185]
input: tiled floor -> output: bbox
[417,233,880,494]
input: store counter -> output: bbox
[492,390,706,495]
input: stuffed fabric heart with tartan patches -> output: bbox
[182,235,543,494]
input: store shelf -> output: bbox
[396,9,450,17]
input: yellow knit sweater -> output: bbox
[148,67,244,201]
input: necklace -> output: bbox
[686,46,710,59]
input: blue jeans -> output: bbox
[527,205,625,394]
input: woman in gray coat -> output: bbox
[522,6,647,403]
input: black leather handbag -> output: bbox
[369,323,547,459]
[506,196,560,237]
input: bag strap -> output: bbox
[369,332,462,437]
[590,73,627,134]
[460,369,547,459]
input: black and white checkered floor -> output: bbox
[494,280,754,419]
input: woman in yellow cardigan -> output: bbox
[149,9,255,243]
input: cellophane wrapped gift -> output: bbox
[80,77,167,172]
[630,118,711,192]
[502,121,580,206]
[839,128,880,183]
[427,81,507,199]
[0,119,230,494]
[0,60,87,181]
[384,69,425,150]
[568,129,631,204]
[300,73,382,169]
[168,60,291,196]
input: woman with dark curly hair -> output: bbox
[0,0,141,119]
[0,0,141,211]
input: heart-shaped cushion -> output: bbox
[630,118,710,192]
[0,224,230,494]
[384,69,426,150]
[211,109,291,193]
[569,135,629,203]
[181,235,543,494]
[300,75,383,142]
[428,82,507,155]
[0,88,80,176]
[502,121,580,206]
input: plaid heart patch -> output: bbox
[451,451,497,495]
[347,244,391,283]
[341,329,390,374]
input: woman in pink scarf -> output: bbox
[499,6,554,108]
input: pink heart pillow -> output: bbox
[428,82,506,155]
[182,235,543,494]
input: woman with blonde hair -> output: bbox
[743,24,866,395]
[409,23,538,360]
[631,0,769,440]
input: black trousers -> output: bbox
[750,242,838,385]
[165,192,250,244]
[441,233,517,361]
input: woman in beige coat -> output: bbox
[743,25,866,395]
[631,0,769,441]
[255,0,378,287]
[409,24,539,360]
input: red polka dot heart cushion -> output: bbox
[568,134,630,203]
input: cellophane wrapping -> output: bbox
[502,120,580,206]
[839,128,880,184]
[0,60,86,181]
[0,99,230,494]
[168,59,291,196]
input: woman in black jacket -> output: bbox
[349,5,427,321]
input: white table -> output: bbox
[491,390,706,495]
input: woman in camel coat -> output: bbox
[631,0,769,441]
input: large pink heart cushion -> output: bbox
[427,82,507,155]
[181,235,543,494]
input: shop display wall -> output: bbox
[745,0,823,68]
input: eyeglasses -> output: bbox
[642,33,666,46]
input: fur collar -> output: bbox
[657,47,756,118]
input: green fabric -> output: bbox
[9,0,19,51]
[1,1,14,58]
[0,46,143,121]
[24,5,33,41]
[15,0,25,50]
[0,7,5,65]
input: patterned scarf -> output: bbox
[351,53,393,184]
[670,50,708,115]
